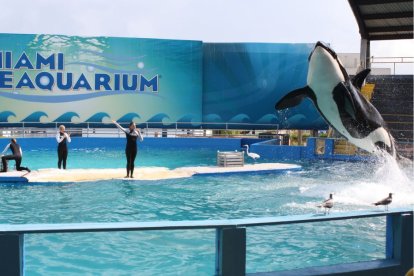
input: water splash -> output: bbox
[330,154,412,207]
[294,152,413,210]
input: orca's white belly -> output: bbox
[308,84,348,135]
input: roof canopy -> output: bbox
[348,0,413,40]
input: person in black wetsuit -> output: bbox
[1,138,31,173]
[113,120,144,178]
[56,125,71,169]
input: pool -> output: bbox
[0,138,413,275]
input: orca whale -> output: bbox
[275,41,397,158]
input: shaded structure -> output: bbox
[348,0,413,68]
[348,0,413,158]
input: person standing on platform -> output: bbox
[56,125,71,169]
[112,120,144,178]
[1,138,31,173]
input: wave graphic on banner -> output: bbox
[203,114,223,123]
[203,113,280,125]
[0,111,16,122]
[147,113,170,124]
[176,114,202,128]
[85,112,110,123]
[117,113,141,122]
[256,114,279,124]
[22,111,48,122]
[228,114,251,123]
[0,111,202,125]
[53,112,80,122]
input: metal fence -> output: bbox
[0,209,412,276]
[0,122,281,139]
[371,56,414,75]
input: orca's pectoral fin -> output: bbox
[352,69,371,89]
[275,86,313,110]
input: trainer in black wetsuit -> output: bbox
[56,125,71,169]
[1,138,31,173]
[113,120,144,178]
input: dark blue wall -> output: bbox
[2,137,369,162]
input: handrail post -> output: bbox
[0,233,24,276]
[386,213,413,274]
[215,227,246,276]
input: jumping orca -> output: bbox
[275,41,397,158]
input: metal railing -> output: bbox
[0,121,280,139]
[0,209,412,276]
[370,56,414,75]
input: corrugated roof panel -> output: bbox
[359,3,412,14]
[348,0,413,40]
[365,18,413,27]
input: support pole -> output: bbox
[297,130,303,145]
[359,38,371,71]
[215,227,246,276]
[0,234,24,276]
[386,213,413,274]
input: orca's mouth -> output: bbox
[308,41,338,61]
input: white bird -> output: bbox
[317,193,334,214]
[373,193,393,211]
[243,145,260,160]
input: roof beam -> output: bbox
[357,0,413,5]
[364,12,413,20]
[369,33,414,40]
[366,25,413,33]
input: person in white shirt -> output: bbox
[112,120,143,178]
[56,125,71,169]
[1,138,31,173]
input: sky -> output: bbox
[0,0,412,71]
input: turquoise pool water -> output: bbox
[0,139,413,275]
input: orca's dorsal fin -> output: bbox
[275,86,314,110]
[352,69,371,89]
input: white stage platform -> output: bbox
[0,163,301,183]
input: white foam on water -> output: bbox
[300,153,413,208]
[337,154,413,207]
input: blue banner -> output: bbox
[202,43,328,129]
[0,34,327,130]
[0,34,203,126]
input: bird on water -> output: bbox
[317,193,334,215]
[373,193,393,211]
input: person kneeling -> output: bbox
[1,138,31,173]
